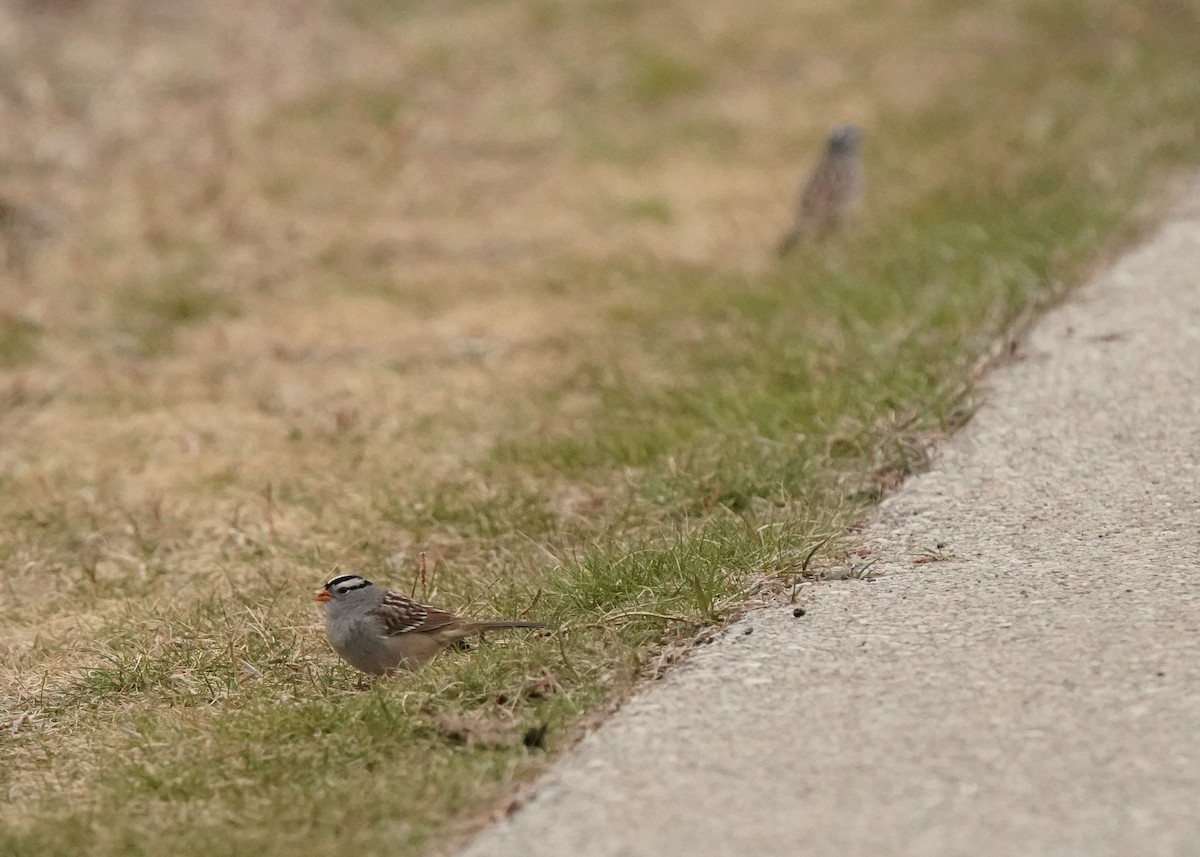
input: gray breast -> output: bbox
[325,608,392,675]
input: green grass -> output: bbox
[620,195,674,224]
[623,50,711,106]
[2,0,1199,855]
[113,269,239,357]
[0,312,41,368]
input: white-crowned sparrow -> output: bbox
[778,124,864,254]
[314,574,547,675]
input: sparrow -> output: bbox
[315,574,547,675]
[778,124,864,253]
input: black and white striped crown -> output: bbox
[323,574,374,595]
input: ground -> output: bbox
[1,1,1198,855]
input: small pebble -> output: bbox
[792,607,806,618]
[742,627,753,636]
[523,723,548,749]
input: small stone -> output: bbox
[792,607,806,618]
[523,723,548,749]
[742,627,754,636]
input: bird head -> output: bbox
[827,124,862,155]
[315,573,375,604]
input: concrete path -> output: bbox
[460,181,1200,857]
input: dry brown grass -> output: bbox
[1,0,1198,854]
[0,0,968,633]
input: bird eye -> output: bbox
[336,587,348,595]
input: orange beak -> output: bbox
[314,588,331,603]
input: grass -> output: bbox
[0,312,41,367]
[113,279,239,356]
[620,196,674,224]
[1,0,1199,855]
[623,50,711,106]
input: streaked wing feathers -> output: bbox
[370,590,460,636]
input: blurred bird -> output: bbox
[777,124,863,254]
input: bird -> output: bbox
[777,124,864,254]
[314,573,547,675]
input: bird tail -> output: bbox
[464,620,548,633]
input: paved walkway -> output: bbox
[460,181,1200,857]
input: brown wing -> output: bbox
[369,589,461,637]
